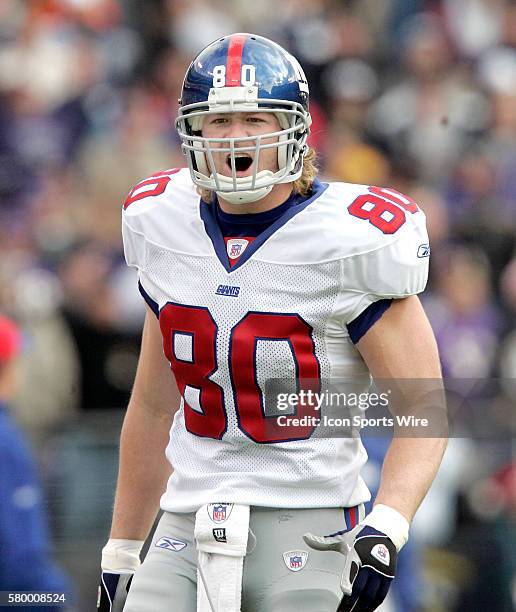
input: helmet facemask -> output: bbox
[176,86,311,204]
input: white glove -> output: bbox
[97,539,144,612]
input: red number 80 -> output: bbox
[348,186,419,234]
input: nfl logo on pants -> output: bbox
[283,550,309,572]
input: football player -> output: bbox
[98,33,447,612]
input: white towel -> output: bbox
[195,503,250,612]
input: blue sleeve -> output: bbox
[347,299,393,344]
[139,280,159,318]
[0,415,71,598]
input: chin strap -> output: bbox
[215,186,272,205]
[214,170,275,204]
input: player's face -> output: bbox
[201,112,282,178]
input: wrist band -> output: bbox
[101,538,145,572]
[361,504,410,551]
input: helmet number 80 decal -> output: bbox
[213,64,256,87]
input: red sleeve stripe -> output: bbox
[226,33,247,86]
[344,505,359,529]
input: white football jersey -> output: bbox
[122,168,429,512]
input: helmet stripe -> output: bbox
[226,33,247,86]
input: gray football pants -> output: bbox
[124,505,365,612]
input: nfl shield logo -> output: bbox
[213,505,226,521]
[371,543,390,566]
[207,502,234,523]
[283,550,309,572]
[226,239,249,260]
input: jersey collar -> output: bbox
[199,178,329,272]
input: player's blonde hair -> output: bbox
[198,147,318,202]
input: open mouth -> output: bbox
[227,153,253,172]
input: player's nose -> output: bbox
[224,117,252,139]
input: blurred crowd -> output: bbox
[0,0,514,610]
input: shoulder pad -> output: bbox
[122,168,195,218]
[329,183,430,316]
[323,182,428,257]
[121,167,203,269]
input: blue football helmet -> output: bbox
[176,33,312,204]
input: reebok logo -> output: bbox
[155,537,187,552]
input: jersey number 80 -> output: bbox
[160,304,321,444]
[348,186,419,234]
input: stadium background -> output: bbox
[0,0,514,610]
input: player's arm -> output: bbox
[98,305,179,611]
[109,305,178,539]
[305,296,446,612]
[356,294,447,522]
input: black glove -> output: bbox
[97,572,133,612]
[304,524,397,611]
